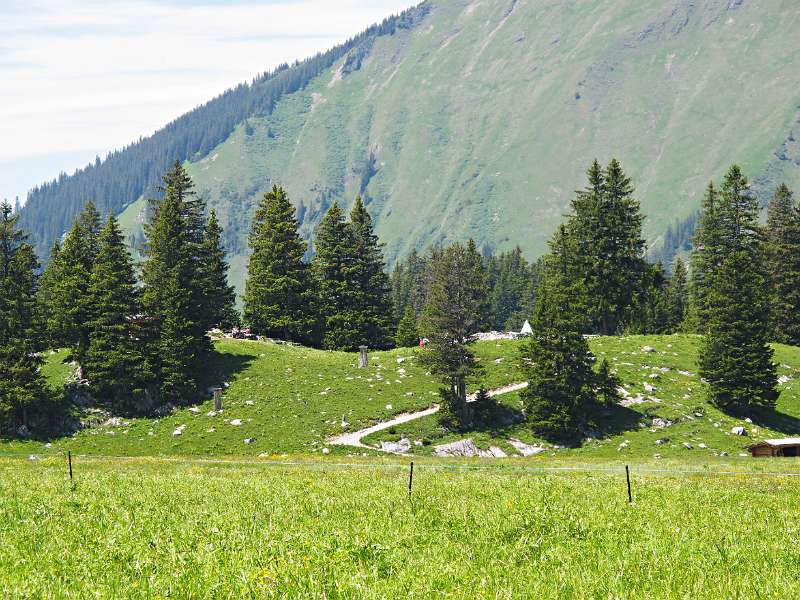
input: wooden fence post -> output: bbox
[625,465,632,503]
[359,346,369,369]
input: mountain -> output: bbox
[19,0,800,293]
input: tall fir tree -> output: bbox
[686,182,723,332]
[200,209,237,329]
[765,184,800,344]
[418,241,489,428]
[567,159,646,334]
[699,166,778,413]
[521,225,600,442]
[394,304,419,348]
[312,202,360,351]
[348,197,393,349]
[389,248,427,324]
[243,185,315,342]
[0,202,56,435]
[667,256,689,332]
[85,216,155,415]
[45,201,101,363]
[141,162,207,404]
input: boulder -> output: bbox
[230,419,242,426]
[731,426,747,436]
[380,438,411,454]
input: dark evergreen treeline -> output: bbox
[17,5,430,262]
[3,154,798,444]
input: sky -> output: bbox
[0,0,417,205]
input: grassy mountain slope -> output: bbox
[186,0,800,285]
[7,334,800,460]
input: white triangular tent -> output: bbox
[520,320,533,336]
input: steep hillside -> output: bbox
[20,0,800,287]
[7,334,800,460]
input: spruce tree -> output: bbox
[395,304,419,348]
[243,185,314,342]
[312,202,359,351]
[667,256,689,332]
[200,209,237,329]
[46,201,101,362]
[765,184,800,344]
[141,162,207,404]
[687,182,723,332]
[699,166,778,413]
[85,216,155,415]
[418,241,489,428]
[37,240,62,348]
[0,202,55,435]
[521,226,600,442]
[349,197,393,349]
[567,159,646,334]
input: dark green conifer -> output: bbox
[141,162,206,404]
[394,304,419,348]
[418,241,489,428]
[687,182,723,332]
[0,202,55,435]
[349,197,393,348]
[667,256,689,332]
[46,201,101,362]
[521,226,599,442]
[243,185,314,342]
[699,166,778,413]
[312,202,359,351]
[765,184,800,344]
[200,209,237,329]
[85,216,155,415]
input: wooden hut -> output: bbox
[748,438,800,457]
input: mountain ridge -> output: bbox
[17,0,800,293]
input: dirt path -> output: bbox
[327,382,528,451]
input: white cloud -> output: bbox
[0,0,417,201]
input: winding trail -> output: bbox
[327,382,528,451]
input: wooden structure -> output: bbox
[358,346,369,369]
[212,387,223,411]
[748,438,800,457]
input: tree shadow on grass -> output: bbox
[193,350,256,401]
[733,405,800,436]
[593,403,648,438]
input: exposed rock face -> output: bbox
[434,438,507,458]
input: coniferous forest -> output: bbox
[1,156,797,447]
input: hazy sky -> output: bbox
[0,0,417,204]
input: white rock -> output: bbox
[380,438,411,453]
[655,439,667,445]
[779,375,791,384]
[644,383,654,393]
[245,400,255,406]
[230,419,242,426]
[244,438,255,444]
[396,357,405,364]
[698,443,707,449]
[652,418,672,429]
[28,455,38,461]
[642,346,655,353]
[744,417,753,424]
[739,453,749,457]
[188,407,200,413]
[731,426,747,436]
[720,451,729,457]
[322,447,331,455]
[206,428,215,433]
[385,404,393,410]
[509,439,545,456]
[206,411,217,417]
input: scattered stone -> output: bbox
[244,438,255,444]
[44,442,52,448]
[744,417,753,424]
[731,426,747,436]
[206,411,217,417]
[230,419,242,426]
[699,443,707,449]
[655,438,668,445]
[619,394,645,407]
[413,440,424,446]
[642,346,655,353]
[380,438,411,453]
[643,382,655,393]
[739,453,749,457]
[188,407,200,413]
[28,455,38,461]
[720,451,729,457]
[509,439,545,456]
[245,400,255,406]
[172,424,186,437]
[779,375,792,384]
[654,453,662,459]
[652,418,672,429]
[322,447,331,455]
[206,428,215,433]
[259,452,269,457]
[396,357,405,364]
[385,404,393,410]
[683,442,693,450]
[434,438,506,458]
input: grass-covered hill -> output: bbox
[19,0,800,293]
[6,334,800,461]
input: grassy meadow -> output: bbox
[7,334,800,462]
[2,455,800,598]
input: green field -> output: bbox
[3,455,800,598]
[6,334,800,462]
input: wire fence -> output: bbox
[4,451,800,478]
